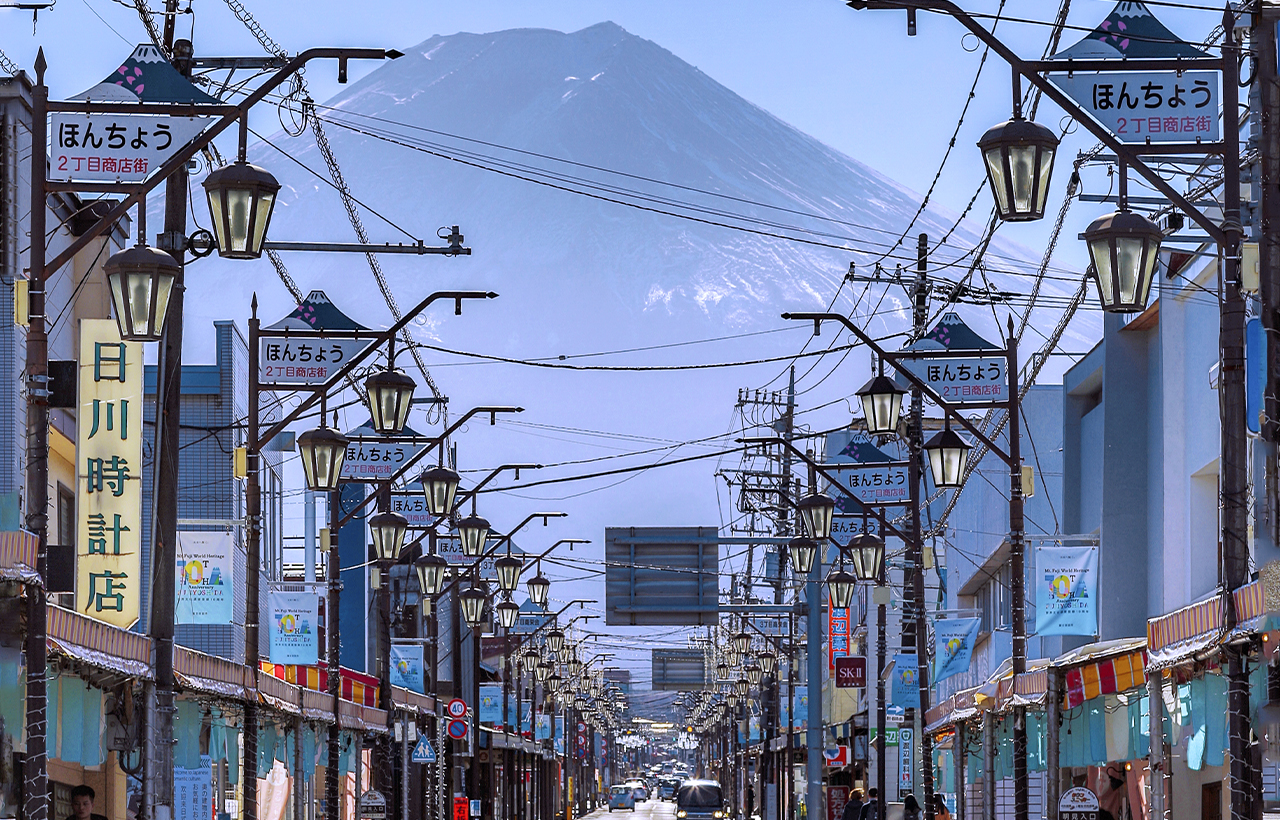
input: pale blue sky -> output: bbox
[4,0,1223,257]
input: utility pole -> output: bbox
[907,234,936,818]
[1253,0,1280,551]
[147,8,188,819]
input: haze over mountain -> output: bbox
[178,23,1095,678]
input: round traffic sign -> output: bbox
[447,718,468,740]
[447,699,468,718]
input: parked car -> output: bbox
[609,785,636,812]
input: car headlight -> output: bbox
[714,813,725,818]
[676,812,687,818]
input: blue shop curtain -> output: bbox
[175,700,203,769]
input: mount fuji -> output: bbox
[177,23,1094,637]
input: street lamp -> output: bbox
[522,649,540,674]
[456,512,490,558]
[744,664,762,687]
[527,571,551,608]
[547,673,563,694]
[827,568,857,610]
[856,370,907,435]
[420,465,461,516]
[545,628,566,655]
[797,491,835,541]
[759,651,776,676]
[716,662,730,681]
[977,116,1059,222]
[733,678,748,697]
[104,243,179,341]
[923,423,973,489]
[414,552,448,597]
[495,553,523,594]
[202,159,281,259]
[1082,209,1164,313]
[848,532,885,582]
[787,536,817,576]
[535,662,552,683]
[364,367,416,436]
[297,424,349,492]
[368,510,408,563]
[731,631,752,656]
[459,585,487,628]
[496,598,520,630]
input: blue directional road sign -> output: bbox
[411,735,437,764]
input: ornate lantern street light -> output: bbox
[923,424,973,489]
[545,628,566,655]
[526,571,551,608]
[744,664,763,687]
[731,631,752,656]
[977,116,1059,222]
[364,367,416,436]
[297,424,349,493]
[787,536,818,576]
[494,553,523,594]
[716,662,730,681]
[848,532,886,582]
[369,510,408,564]
[1082,209,1164,313]
[797,492,836,542]
[414,552,448,597]
[827,568,858,610]
[856,370,907,435]
[522,649,540,674]
[496,599,520,630]
[202,159,281,259]
[420,465,461,517]
[535,662,552,683]
[104,244,179,341]
[456,512,490,558]
[459,585,487,628]
[733,678,748,697]
[760,651,777,676]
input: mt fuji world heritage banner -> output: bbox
[1034,545,1099,636]
[268,590,320,664]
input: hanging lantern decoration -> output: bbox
[203,159,281,259]
[104,244,179,341]
[297,425,350,493]
[364,368,416,435]
[977,117,1059,222]
[923,425,973,489]
[420,465,461,517]
[797,492,836,541]
[1083,210,1164,313]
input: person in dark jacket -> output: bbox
[841,790,864,820]
[857,788,878,820]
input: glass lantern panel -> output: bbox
[1138,240,1160,307]
[1008,145,1036,214]
[126,270,154,337]
[1116,236,1147,304]
[1089,239,1115,307]
[207,193,226,252]
[226,188,253,253]
[251,191,275,255]
[1035,146,1055,214]
[983,148,1010,213]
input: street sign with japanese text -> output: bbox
[1049,71,1219,144]
[340,423,429,481]
[899,356,1009,404]
[391,484,434,527]
[76,320,143,629]
[358,790,386,820]
[256,336,372,386]
[898,727,914,793]
[1059,787,1100,820]
[49,113,210,183]
[435,536,523,581]
[828,606,850,670]
[826,464,909,507]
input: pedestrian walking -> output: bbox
[857,788,878,820]
[902,794,921,820]
[841,789,864,820]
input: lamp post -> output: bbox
[840,6,1248,819]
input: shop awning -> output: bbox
[0,530,40,584]
[46,604,152,679]
[1146,594,1224,669]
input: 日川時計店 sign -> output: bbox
[1049,70,1220,144]
[49,113,210,182]
[76,320,144,629]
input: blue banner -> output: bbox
[1035,546,1098,636]
[479,684,503,724]
[536,713,552,741]
[267,591,318,665]
[389,644,425,694]
[891,654,920,709]
[933,618,981,683]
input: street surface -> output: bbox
[582,797,679,820]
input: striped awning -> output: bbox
[1146,595,1225,668]
[1062,648,1146,709]
[0,531,39,584]
[46,604,152,678]
[260,662,381,708]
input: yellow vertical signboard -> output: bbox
[75,319,143,629]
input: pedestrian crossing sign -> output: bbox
[412,735,437,764]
